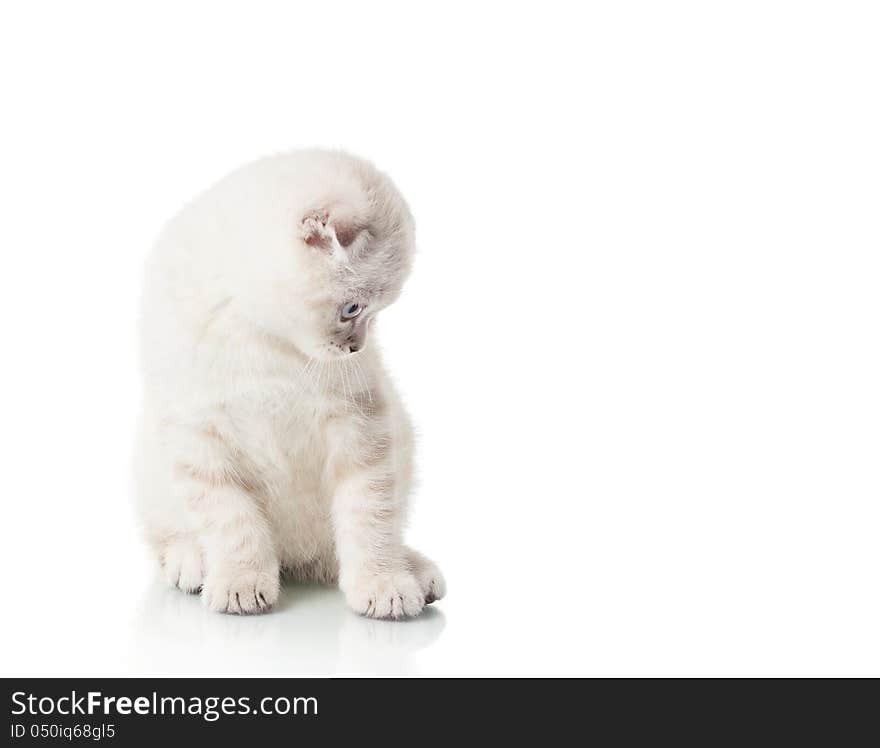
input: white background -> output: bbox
[1,2,878,677]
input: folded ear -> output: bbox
[333,223,362,248]
[300,210,365,252]
[300,210,335,251]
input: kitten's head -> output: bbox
[291,199,414,360]
[228,151,415,361]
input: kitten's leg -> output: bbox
[168,427,280,614]
[332,470,427,619]
[195,482,281,614]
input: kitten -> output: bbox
[135,149,445,618]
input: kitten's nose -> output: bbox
[348,343,361,353]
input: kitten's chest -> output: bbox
[227,380,342,564]
[235,375,341,483]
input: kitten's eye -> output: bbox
[340,302,363,320]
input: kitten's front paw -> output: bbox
[344,571,426,619]
[160,538,203,593]
[202,566,280,615]
[412,557,446,605]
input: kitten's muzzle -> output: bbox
[340,327,366,354]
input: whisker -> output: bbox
[350,358,370,409]
[355,359,373,407]
[287,356,315,417]
[341,360,365,418]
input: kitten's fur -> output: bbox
[135,149,445,618]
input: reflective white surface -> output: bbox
[128,579,445,677]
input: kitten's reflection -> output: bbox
[129,577,445,676]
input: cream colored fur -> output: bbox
[135,149,444,618]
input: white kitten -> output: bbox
[135,149,445,618]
